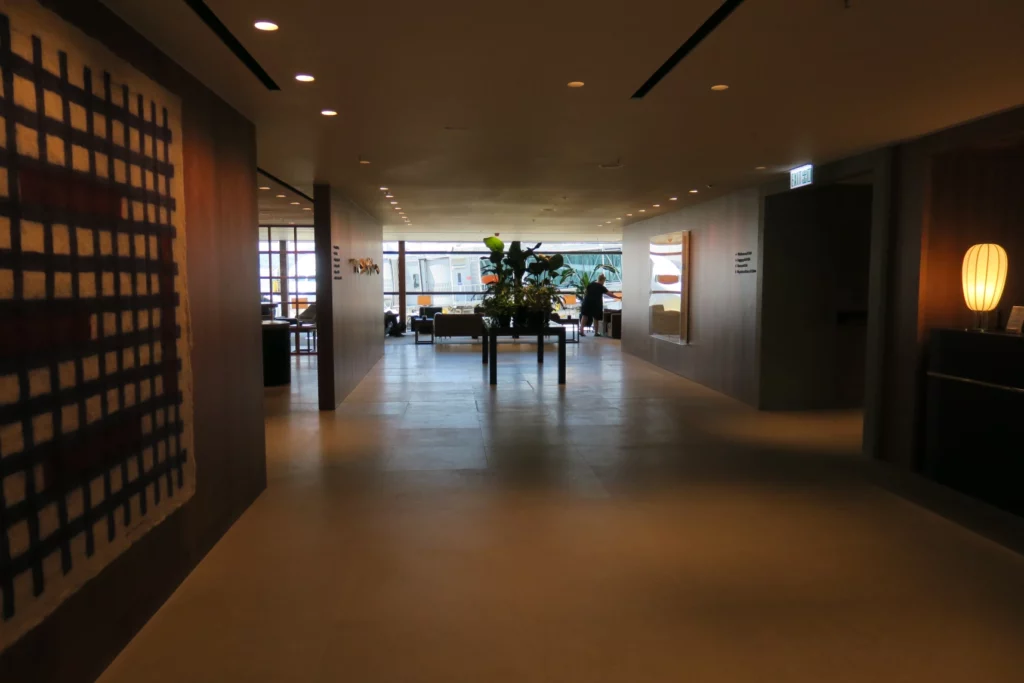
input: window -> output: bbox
[382,240,623,320]
[648,231,690,343]
[259,226,315,318]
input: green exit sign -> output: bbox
[790,164,813,189]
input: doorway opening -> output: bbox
[760,173,876,426]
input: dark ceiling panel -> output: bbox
[631,0,749,99]
[182,0,280,91]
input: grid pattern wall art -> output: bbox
[0,1,194,650]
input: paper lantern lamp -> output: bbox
[962,243,1008,313]
[417,295,432,306]
[656,274,680,285]
[481,274,499,285]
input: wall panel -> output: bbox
[622,189,761,406]
[1,0,265,680]
[314,185,383,409]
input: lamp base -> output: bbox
[967,310,996,332]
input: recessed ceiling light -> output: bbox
[567,81,585,88]
[616,217,622,220]
[295,74,315,82]
[302,207,312,211]
[606,221,612,224]
[711,84,729,91]
[669,197,678,201]
[689,189,699,194]
[359,159,371,165]
[254,21,278,31]
[755,166,766,170]
[639,209,646,213]
[626,213,632,217]
[259,186,270,190]
[321,109,338,116]
[276,194,286,198]
[290,201,300,205]
[379,186,388,191]
[394,207,401,210]
[653,204,660,208]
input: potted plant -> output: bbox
[560,263,620,302]
[481,237,566,329]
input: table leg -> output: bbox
[489,332,498,385]
[537,333,544,363]
[558,329,566,384]
[482,331,488,364]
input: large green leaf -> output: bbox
[527,261,548,276]
[548,254,564,270]
[483,236,504,252]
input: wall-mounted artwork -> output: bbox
[349,257,380,275]
[649,231,690,343]
[0,2,193,650]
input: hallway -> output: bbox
[98,341,1024,682]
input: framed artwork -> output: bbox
[1,1,194,650]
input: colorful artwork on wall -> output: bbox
[349,257,380,275]
[0,1,194,650]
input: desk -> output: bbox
[481,320,566,385]
[261,321,291,386]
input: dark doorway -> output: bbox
[760,179,874,411]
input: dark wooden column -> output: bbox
[398,240,407,326]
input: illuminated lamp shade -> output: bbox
[417,295,432,306]
[655,274,680,285]
[962,243,1008,313]
[481,274,499,285]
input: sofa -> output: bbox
[432,313,483,341]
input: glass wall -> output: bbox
[383,241,622,321]
[259,226,316,318]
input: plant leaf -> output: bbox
[548,254,564,270]
[483,236,504,252]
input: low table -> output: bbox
[481,320,566,385]
[554,316,580,344]
[415,318,434,344]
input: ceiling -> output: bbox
[256,173,313,226]
[100,0,1024,241]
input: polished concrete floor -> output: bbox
[99,337,1024,682]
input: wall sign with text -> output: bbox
[735,252,757,275]
[790,164,813,189]
[332,245,342,280]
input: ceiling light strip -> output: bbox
[183,0,281,91]
[630,0,748,100]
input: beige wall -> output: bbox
[314,186,384,409]
[622,189,762,406]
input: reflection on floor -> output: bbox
[99,338,1024,682]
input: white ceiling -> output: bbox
[100,0,1024,241]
